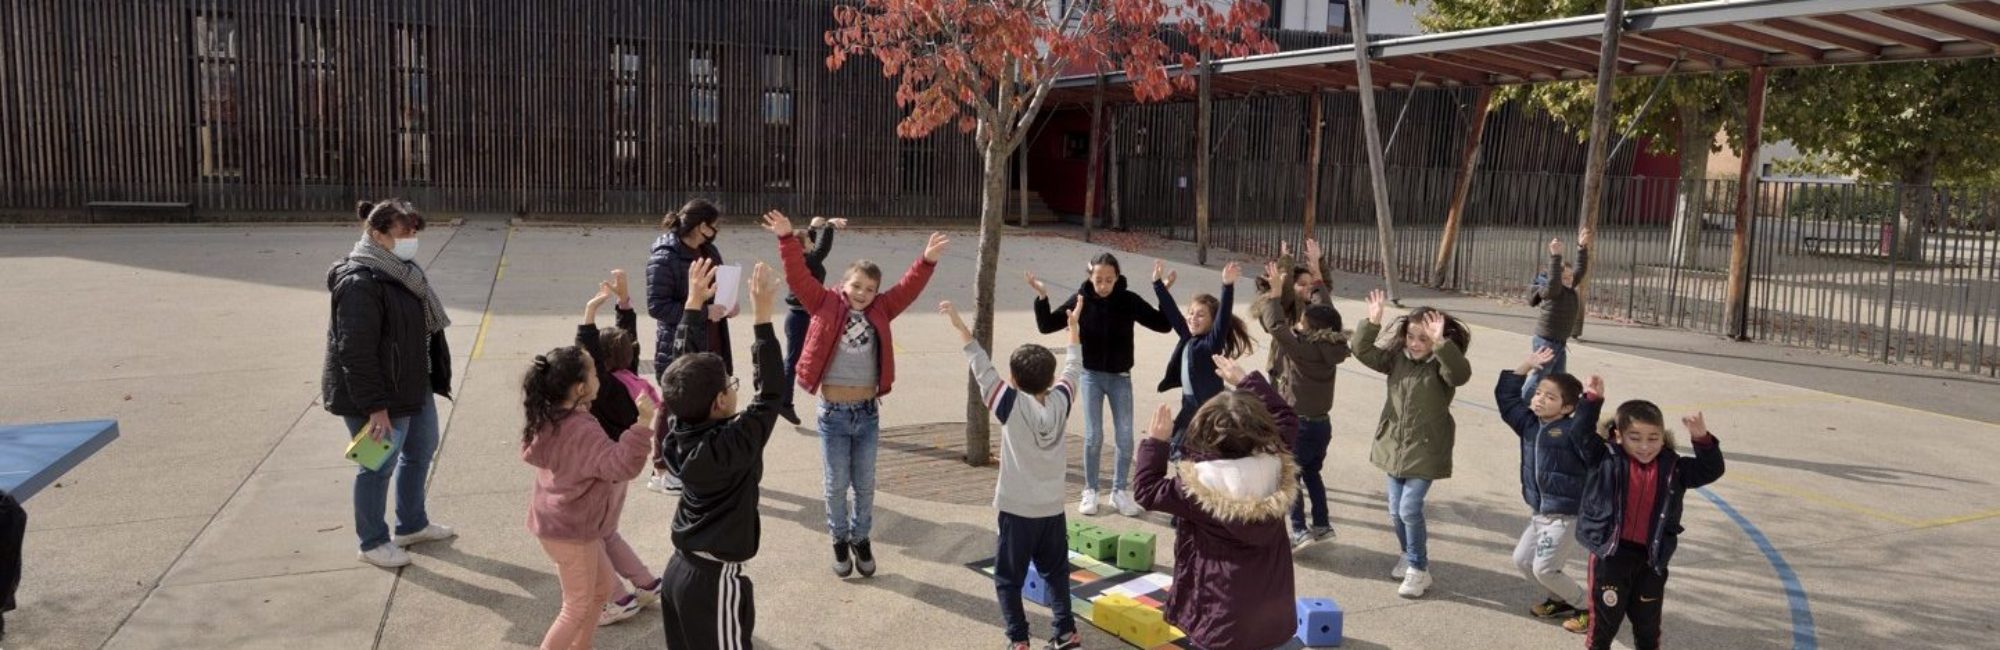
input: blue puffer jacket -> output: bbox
[1495,371,1603,516]
[646,233,732,377]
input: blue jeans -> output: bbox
[1078,370,1135,492]
[1290,419,1332,532]
[341,394,439,552]
[819,400,880,542]
[1521,336,1570,401]
[783,309,810,407]
[1385,475,1435,570]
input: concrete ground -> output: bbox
[3,221,1997,650]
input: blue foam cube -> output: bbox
[1296,597,1343,647]
[1022,560,1055,606]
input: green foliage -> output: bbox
[1768,59,2000,185]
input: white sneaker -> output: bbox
[1397,568,1433,598]
[650,470,684,494]
[633,579,663,608]
[392,524,457,548]
[1079,489,1101,516]
[1391,558,1409,579]
[358,544,411,568]
[1112,490,1141,517]
[598,596,642,626]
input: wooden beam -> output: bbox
[1813,13,1943,53]
[1761,18,1884,56]
[1430,86,1493,289]
[1366,63,1423,88]
[1505,43,1631,74]
[1302,90,1324,241]
[1636,30,1770,65]
[1351,0,1401,302]
[1432,51,1544,81]
[1477,46,1572,79]
[1196,51,1212,266]
[1703,24,1824,61]
[1576,36,1676,67]
[1955,1,2000,23]
[1573,0,1627,337]
[1376,56,1487,85]
[1882,8,2000,48]
[1726,67,1769,341]
[1084,69,1105,243]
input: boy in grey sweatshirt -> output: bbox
[1524,234,1591,401]
[942,297,1085,650]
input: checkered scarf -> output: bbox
[348,239,452,333]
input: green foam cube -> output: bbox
[1079,528,1119,561]
[1115,531,1157,572]
[1067,522,1102,553]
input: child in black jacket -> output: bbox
[1566,396,1725,650]
[656,260,784,650]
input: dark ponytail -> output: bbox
[522,346,592,446]
[661,198,721,236]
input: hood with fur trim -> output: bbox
[1173,452,1300,525]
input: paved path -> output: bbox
[3,223,1996,649]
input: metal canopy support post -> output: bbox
[1351,0,1401,302]
[1573,0,1627,338]
[1084,69,1106,244]
[1726,66,1770,341]
[1431,85,1494,288]
[1197,50,1213,265]
[1302,89,1325,241]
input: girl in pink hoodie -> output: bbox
[520,345,656,650]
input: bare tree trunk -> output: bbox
[1670,104,1715,268]
[1896,160,1937,263]
[964,142,1009,466]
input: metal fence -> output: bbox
[1120,162,2000,376]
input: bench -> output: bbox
[0,420,119,501]
[85,201,192,223]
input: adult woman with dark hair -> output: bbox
[322,199,458,568]
[645,198,733,493]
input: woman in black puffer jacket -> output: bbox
[322,199,457,569]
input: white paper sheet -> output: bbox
[713,264,743,311]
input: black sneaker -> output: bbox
[1531,597,1578,619]
[852,538,877,577]
[778,403,801,426]
[832,540,853,577]
[1045,630,1081,650]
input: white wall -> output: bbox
[1270,1,1427,37]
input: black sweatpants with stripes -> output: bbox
[1587,542,1669,650]
[660,550,754,650]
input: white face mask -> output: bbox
[392,238,420,261]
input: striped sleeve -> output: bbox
[964,341,1014,425]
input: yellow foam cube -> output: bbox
[1090,594,1143,637]
[1119,604,1183,648]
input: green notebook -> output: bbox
[345,425,395,472]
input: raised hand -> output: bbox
[828,217,850,229]
[1221,261,1242,285]
[1262,261,1283,297]
[1280,240,1291,259]
[1025,271,1049,299]
[1548,237,1562,256]
[1304,238,1322,263]
[1587,374,1605,398]
[760,210,793,237]
[922,232,951,263]
[610,269,629,302]
[1683,412,1711,442]
[590,280,615,307]
[1152,260,1177,290]
[1213,354,1247,387]
[634,393,657,429]
[1366,289,1386,325]
[1578,229,1594,249]
[685,258,717,311]
[748,262,779,324]
[1422,311,1447,344]
[1519,348,1556,374]
[938,300,971,342]
[1145,403,1173,442]
[1067,293,1085,329]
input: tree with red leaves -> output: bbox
[827,0,1276,466]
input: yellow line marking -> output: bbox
[1727,472,1923,527]
[470,227,513,360]
[1918,509,2000,529]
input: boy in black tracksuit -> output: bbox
[1568,398,1725,650]
[657,262,784,650]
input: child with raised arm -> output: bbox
[1153,260,1255,453]
[765,210,949,579]
[1025,252,1173,517]
[655,262,785,650]
[1257,241,1351,551]
[1132,356,1300,650]
[1565,398,1725,649]
[1494,348,1602,622]
[574,269,665,625]
[1352,289,1472,599]
[944,297,1085,650]
[1523,231,1591,400]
